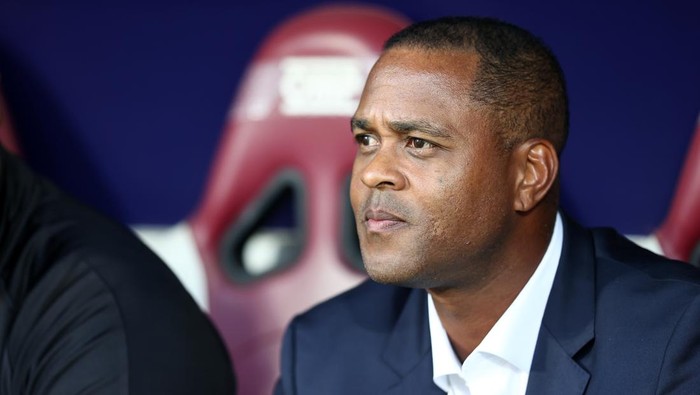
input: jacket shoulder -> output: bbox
[296,280,416,333]
[590,226,700,286]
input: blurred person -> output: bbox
[0,106,235,393]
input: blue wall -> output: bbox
[0,0,698,234]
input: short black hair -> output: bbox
[384,16,569,154]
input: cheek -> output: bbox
[349,175,363,212]
[349,160,364,209]
[418,172,470,238]
[420,163,502,242]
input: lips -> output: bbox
[363,208,407,232]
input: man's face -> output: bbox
[350,48,518,289]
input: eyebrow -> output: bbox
[350,118,370,132]
[350,118,452,139]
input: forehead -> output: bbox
[370,47,477,94]
[354,48,486,132]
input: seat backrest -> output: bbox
[189,5,409,394]
[0,85,22,154]
[656,114,700,264]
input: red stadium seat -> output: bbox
[656,114,700,265]
[0,84,22,154]
[189,6,410,394]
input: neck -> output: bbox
[428,210,556,361]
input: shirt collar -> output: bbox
[429,213,564,387]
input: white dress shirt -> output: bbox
[429,213,563,395]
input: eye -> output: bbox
[406,137,435,150]
[354,134,379,147]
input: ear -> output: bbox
[511,139,558,213]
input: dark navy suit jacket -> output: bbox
[275,216,700,394]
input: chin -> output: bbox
[363,258,428,288]
[365,268,400,285]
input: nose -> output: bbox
[358,146,406,190]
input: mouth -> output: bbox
[363,209,408,233]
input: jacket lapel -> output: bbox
[526,215,595,395]
[381,288,444,394]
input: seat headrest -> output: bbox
[191,5,409,271]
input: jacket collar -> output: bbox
[526,214,595,395]
[381,287,444,394]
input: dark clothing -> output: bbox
[276,215,700,394]
[0,148,235,394]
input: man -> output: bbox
[275,16,700,394]
[0,134,235,390]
